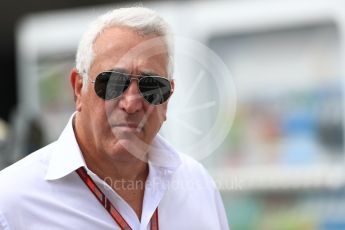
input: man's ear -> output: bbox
[170,79,175,95]
[70,68,84,112]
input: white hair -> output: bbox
[75,6,174,90]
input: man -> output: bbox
[0,7,229,230]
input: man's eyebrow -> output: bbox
[108,68,161,77]
[139,71,160,76]
[108,68,129,74]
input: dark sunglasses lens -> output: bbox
[94,72,130,100]
[139,77,171,105]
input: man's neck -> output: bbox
[84,152,149,183]
[81,149,149,220]
[72,115,149,183]
[73,114,150,220]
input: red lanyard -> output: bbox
[76,167,159,230]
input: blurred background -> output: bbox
[1,0,345,229]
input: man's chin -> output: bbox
[109,139,149,162]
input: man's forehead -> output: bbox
[91,57,168,78]
[91,26,169,76]
[93,26,166,53]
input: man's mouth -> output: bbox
[111,122,143,132]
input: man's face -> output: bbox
[75,26,171,162]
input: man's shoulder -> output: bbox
[0,142,55,177]
[0,142,56,200]
[174,153,217,188]
[162,153,229,229]
[178,153,209,174]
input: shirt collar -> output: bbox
[45,113,182,181]
[148,134,181,170]
[45,113,86,180]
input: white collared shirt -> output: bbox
[0,114,229,230]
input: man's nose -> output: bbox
[119,80,144,113]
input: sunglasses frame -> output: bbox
[90,71,174,105]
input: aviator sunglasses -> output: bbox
[91,71,173,105]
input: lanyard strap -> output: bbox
[76,167,159,230]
